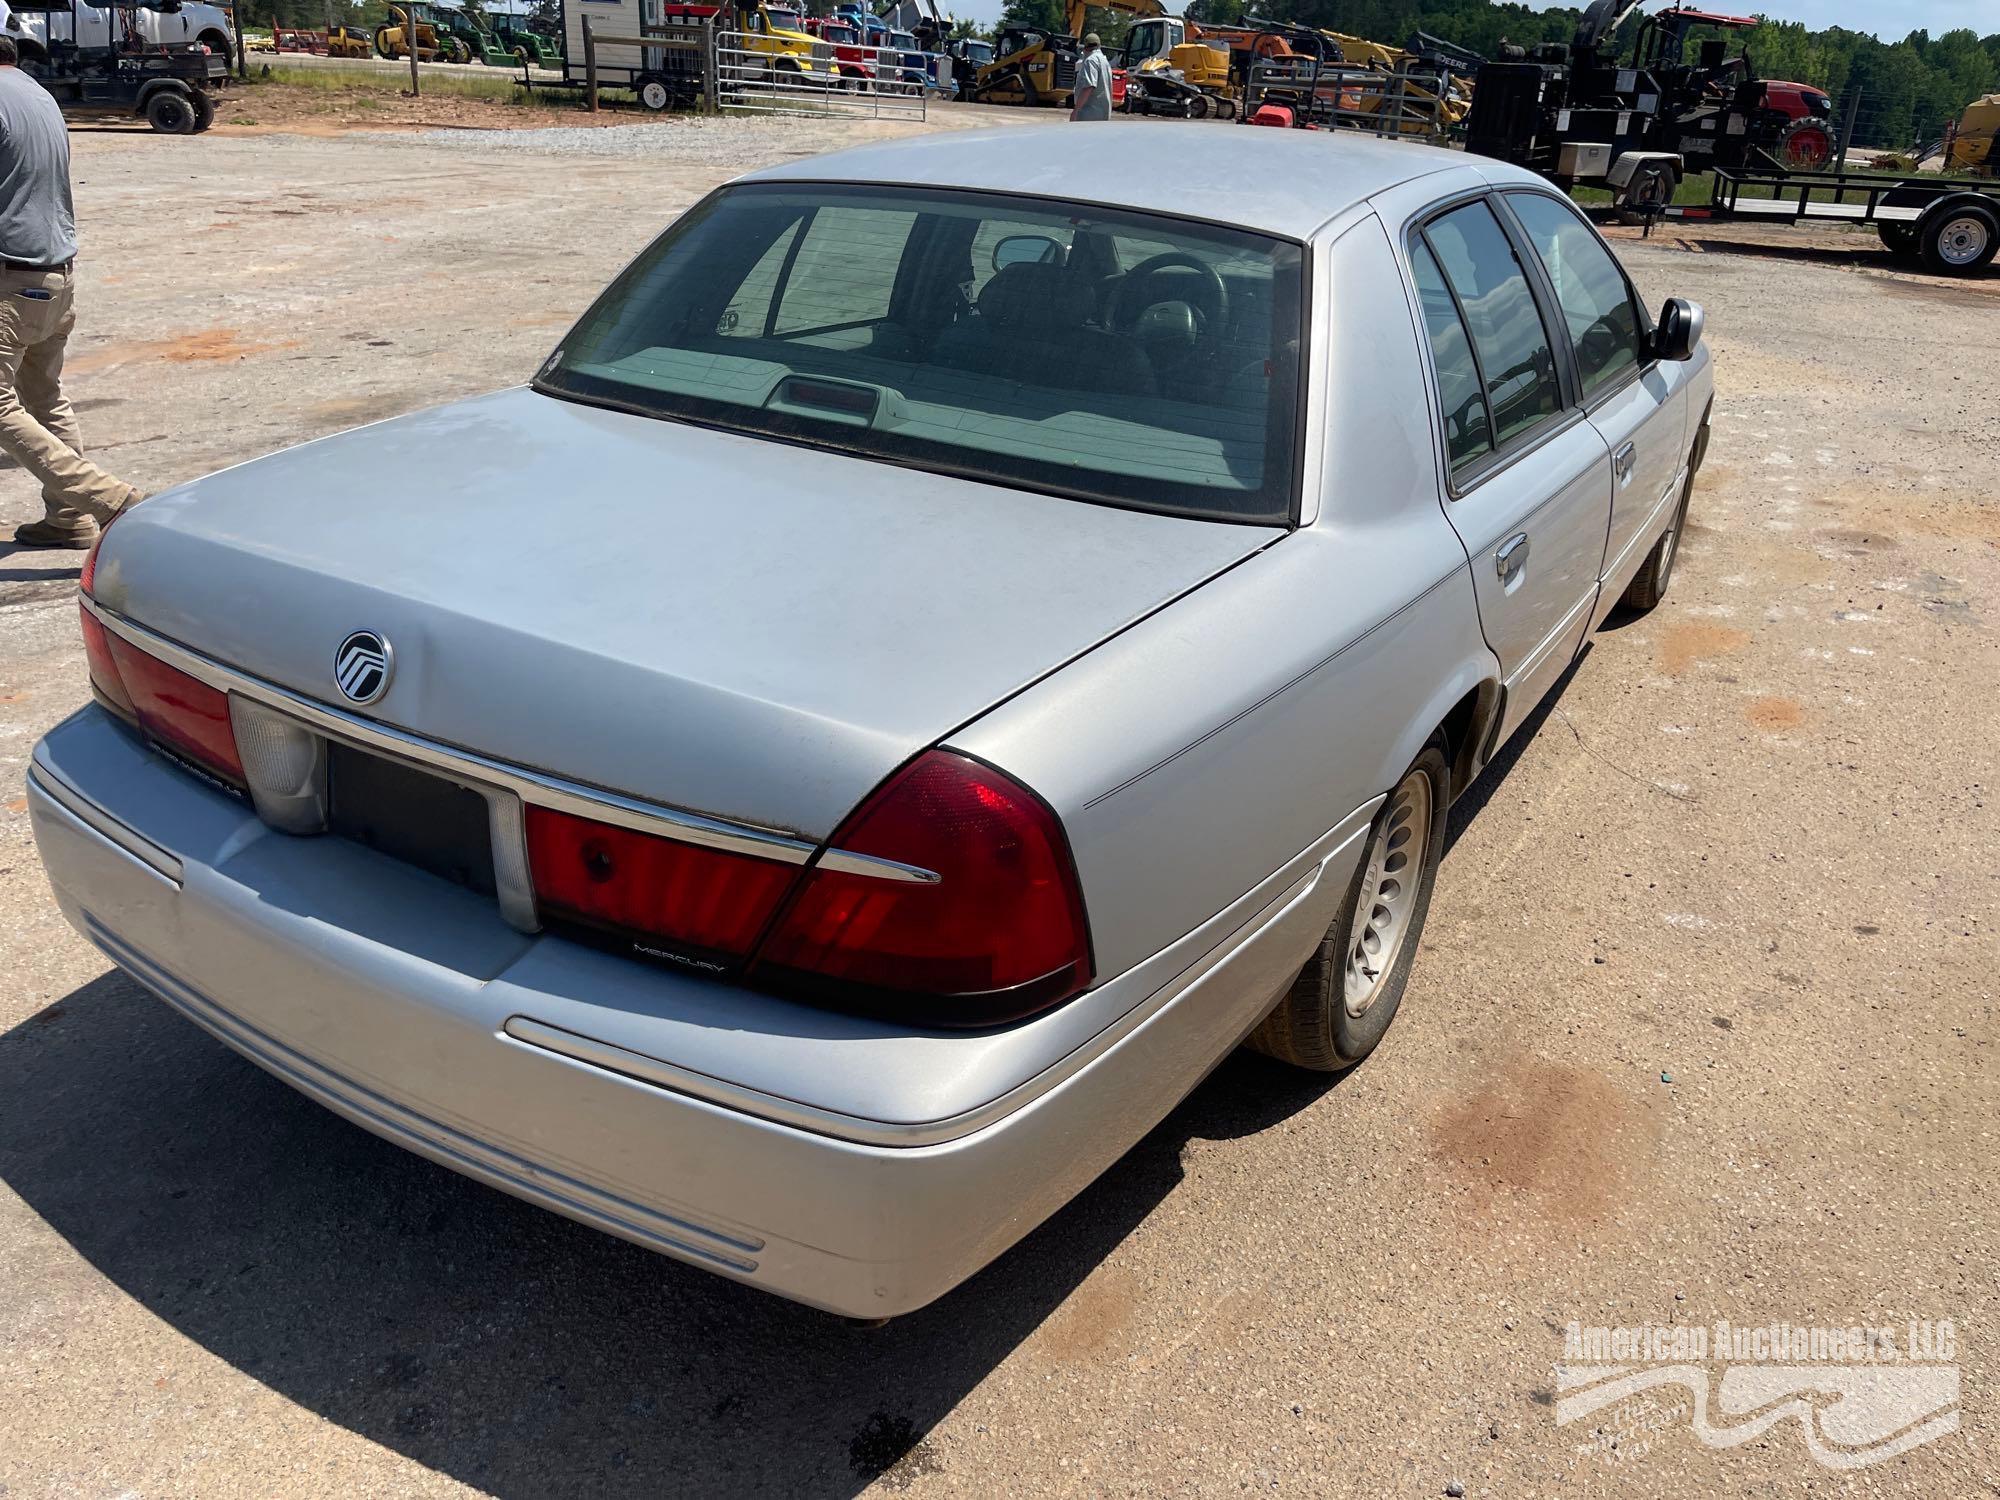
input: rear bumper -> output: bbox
[28,706,1364,1316]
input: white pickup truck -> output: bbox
[3,0,236,68]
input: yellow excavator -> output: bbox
[970,0,1238,113]
[1947,94,1999,175]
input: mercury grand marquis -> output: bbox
[28,126,1712,1316]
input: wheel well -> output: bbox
[1437,681,1501,802]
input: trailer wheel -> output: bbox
[145,90,198,135]
[190,91,216,134]
[1919,204,1998,276]
[1877,223,1920,261]
[636,74,672,111]
[1616,162,1677,224]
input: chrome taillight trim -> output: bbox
[82,596,818,866]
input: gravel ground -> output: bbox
[0,119,1995,1499]
[385,104,1043,160]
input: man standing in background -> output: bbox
[1070,32,1112,121]
[1,35,144,549]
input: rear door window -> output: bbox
[1409,241,1492,470]
[1420,201,1563,451]
[1504,192,1645,399]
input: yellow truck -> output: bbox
[732,3,826,82]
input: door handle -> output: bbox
[1495,532,1530,584]
[1614,442,1637,482]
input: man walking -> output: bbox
[1,35,142,549]
[1070,32,1112,121]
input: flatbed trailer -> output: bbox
[1660,164,2000,275]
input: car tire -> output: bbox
[1621,468,1696,613]
[637,74,671,111]
[1246,742,1450,1072]
[1918,204,1999,277]
[190,90,216,133]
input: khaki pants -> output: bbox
[0,264,137,532]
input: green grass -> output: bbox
[1573,171,1717,207]
[250,62,532,104]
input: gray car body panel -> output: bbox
[31,131,1711,1315]
[91,387,1277,840]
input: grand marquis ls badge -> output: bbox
[334,630,393,705]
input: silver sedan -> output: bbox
[28,125,1711,1317]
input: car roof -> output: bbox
[737,124,1531,239]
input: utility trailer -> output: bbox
[1659,165,2000,276]
[547,0,719,109]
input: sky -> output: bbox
[946,0,1995,39]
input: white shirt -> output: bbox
[1073,48,1113,119]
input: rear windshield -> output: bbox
[539,183,1306,524]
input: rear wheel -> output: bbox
[190,90,216,133]
[144,89,197,134]
[1246,744,1449,1071]
[636,74,671,111]
[1773,115,1835,171]
[1919,205,1999,276]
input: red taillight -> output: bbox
[755,751,1091,1021]
[79,606,137,719]
[525,805,799,963]
[102,633,245,787]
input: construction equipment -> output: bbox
[1946,95,1999,176]
[373,4,473,64]
[1237,18,1468,139]
[1114,3,1238,119]
[1463,1,1837,212]
[441,5,522,66]
[970,0,1154,110]
[324,24,374,57]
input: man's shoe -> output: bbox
[12,519,98,550]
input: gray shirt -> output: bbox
[0,65,77,265]
[1073,48,1113,120]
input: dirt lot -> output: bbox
[1,112,1995,1498]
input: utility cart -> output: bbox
[14,0,225,133]
[1660,165,2000,276]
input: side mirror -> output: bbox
[1654,297,1704,362]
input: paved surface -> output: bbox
[1,119,1995,1498]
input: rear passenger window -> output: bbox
[1422,202,1562,450]
[1506,192,1644,397]
[1410,242,1492,469]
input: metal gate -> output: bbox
[715,29,929,120]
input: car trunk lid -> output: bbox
[91,387,1280,839]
